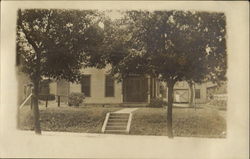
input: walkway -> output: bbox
[114,108,139,113]
[2,130,243,158]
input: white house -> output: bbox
[49,66,213,106]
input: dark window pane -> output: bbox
[105,75,114,97]
[195,89,201,99]
[81,75,91,97]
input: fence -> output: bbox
[19,91,68,109]
[212,94,227,101]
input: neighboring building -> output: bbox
[170,81,215,104]
[16,67,32,105]
[50,66,215,105]
[16,52,33,106]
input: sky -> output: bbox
[104,10,124,21]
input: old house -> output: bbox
[49,66,160,106]
[49,66,212,105]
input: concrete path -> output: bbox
[114,108,139,113]
[2,130,240,158]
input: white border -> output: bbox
[1,1,249,158]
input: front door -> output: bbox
[123,76,148,102]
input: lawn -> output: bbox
[18,104,226,138]
[18,105,120,133]
[130,107,226,138]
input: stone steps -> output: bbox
[102,113,133,134]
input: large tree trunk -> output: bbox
[167,80,175,138]
[32,80,42,134]
[188,81,195,107]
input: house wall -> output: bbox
[69,67,123,104]
[194,83,207,104]
[49,82,57,95]
[163,81,208,104]
[57,80,70,103]
[17,68,32,105]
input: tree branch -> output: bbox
[21,25,39,53]
[18,11,39,53]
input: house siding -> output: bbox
[49,66,212,105]
[49,82,57,95]
[194,83,207,104]
[17,69,32,105]
[163,81,208,104]
[56,80,70,103]
[70,67,123,104]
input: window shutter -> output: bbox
[195,89,201,99]
[105,75,114,97]
[81,75,91,97]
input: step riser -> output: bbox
[104,132,126,134]
[109,114,130,116]
[107,123,127,125]
[109,117,129,119]
[108,120,128,122]
[106,127,126,130]
[107,123,127,126]
[106,125,127,127]
[109,116,129,119]
[105,130,127,133]
[106,127,127,130]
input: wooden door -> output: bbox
[123,77,148,102]
[174,89,189,103]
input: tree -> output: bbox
[103,10,227,138]
[187,80,195,108]
[101,13,152,81]
[16,9,104,134]
[131,11,226,138]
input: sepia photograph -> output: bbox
[16,8,227,138]
[0,1,249,158]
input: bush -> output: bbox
[68,92,85,107]
[148,98,167,108]
[38,94,55,101]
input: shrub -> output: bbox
[68,92,85,107]
[38,94,55,101]
[148,98,167,108]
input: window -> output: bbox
[81,75,91,97]
[105,75,114,97]
[195,89,201,99]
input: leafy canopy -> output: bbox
[103,10,227,84]
[17,9,105,82]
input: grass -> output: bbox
[18,105,120,133]
[18,103,226,138]
[130,107,226,138]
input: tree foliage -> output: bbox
[17,9,105,82]
[102,10,227,137]
[124,10,227,83]
[16,9,105,134]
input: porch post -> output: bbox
[147,76,151,103]
[121,80,124,103]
